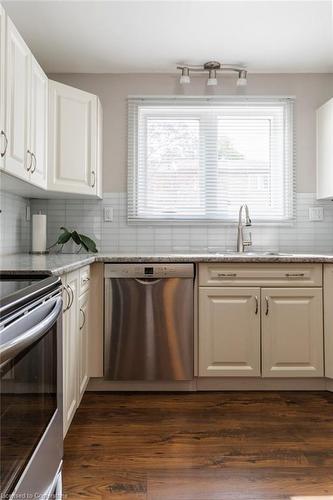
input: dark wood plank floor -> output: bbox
[63,391,333,499]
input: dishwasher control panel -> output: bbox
[104,263,194,279]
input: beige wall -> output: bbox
[49,73,333,193]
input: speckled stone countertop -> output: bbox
[1,252,333,276]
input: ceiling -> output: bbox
[3,1,333,74]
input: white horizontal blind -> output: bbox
[128,97,295,223]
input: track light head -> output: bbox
[179,67,190,85]
[237,70,247,86]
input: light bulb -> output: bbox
[207,69,217,86]
[179,67,190,85]
[237,70,247,86]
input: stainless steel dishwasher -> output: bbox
[104,263,194,381]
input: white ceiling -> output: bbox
[3,1,333,74]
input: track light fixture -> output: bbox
[177,61,247,87]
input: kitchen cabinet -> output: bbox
[317,98,333,200]
[62,270,79,436]
[324,265,333,378]
[199,287,261,376]
[62,266,91,437]
[0,4,6,169]
[261,288,323,377]
[28,57,48,188]
[48,80,102,197]
[198,264,324,379]
[0,12,47,188]
[78,290,89,401]
[4,17,30,180]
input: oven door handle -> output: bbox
[0,296,62,366]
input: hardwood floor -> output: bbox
[63,391,333,499]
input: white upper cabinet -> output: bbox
[48,80,101,197]
[0,4,6,169]
[317,98,333,200]
[5,17,30,180]
[28,57,48,188]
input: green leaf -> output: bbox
[71,230,81,246]
[78,233,98,253]
[57,227,71,245]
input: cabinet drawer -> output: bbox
[199,263,322,287]
[79,266,90,295]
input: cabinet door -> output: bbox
[262,288,323,377]
[63,271,79,437]
[317,98,333,200]
[48,80,97,195]
[324,265,333,378]
[199,287,261,377]
[78,290,89,401]
[29,57,47,188]
[5,18,30,180]
[0,5,6,169]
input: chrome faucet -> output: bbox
[237,204,252,252]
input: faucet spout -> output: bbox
[237,204,252,252]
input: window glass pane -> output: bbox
[139,117,203,216]
[217,117,272,215]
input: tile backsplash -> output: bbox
[30,192,333,254]
[0,191,31,255]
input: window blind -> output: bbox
[128,96,295,223]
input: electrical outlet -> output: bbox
[104,206,114,222]
[309,207,324,222]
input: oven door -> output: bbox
[0,294,63,499]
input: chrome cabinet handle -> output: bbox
[26,150,33,171]
[67,284,74,309]
[265,296,269,316]
[1,130,8,157]
[217,273,237,278]
[63,285,71,312]
[285,273,305,278]
[79,307,86,330]
[30,152,36,173]
[255,296,258,315]
[91,170,96,188]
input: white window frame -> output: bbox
[128,96,295,225]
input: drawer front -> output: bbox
[79,266,90,295]
[199,263,322,287]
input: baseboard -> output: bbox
[87,377,329,392]
[87,378,197,391]
[196,377,327,391]
[326,379,333,392]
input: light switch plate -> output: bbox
[309,207,324,221]
[104,206,114,222]
[26,205,31,222]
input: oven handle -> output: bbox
[0,296,62,366]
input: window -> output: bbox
[128,97,294,223]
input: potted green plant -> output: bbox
[49,227,98,253]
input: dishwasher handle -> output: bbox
[134,278,163,285]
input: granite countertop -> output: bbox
[1,251,333,276]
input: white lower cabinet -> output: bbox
[324,265,333,379]
[78,290,89,401]
[199,287,261,376]
[62,267,90,437]
[261,288,323,377]
[198,264,324,379]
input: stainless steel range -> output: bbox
[0,274,63,499]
